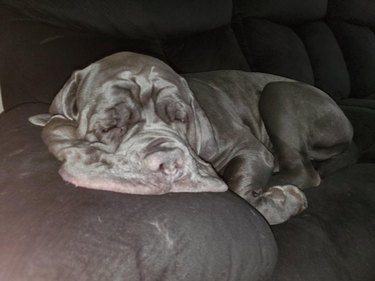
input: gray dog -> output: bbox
[30,52,355,224]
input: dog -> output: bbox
[29,52,356,224]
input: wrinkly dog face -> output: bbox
[31,52,227,194]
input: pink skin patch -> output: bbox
[59,165,228,195]
[56,128,229,195]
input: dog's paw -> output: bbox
[252,185,307,225]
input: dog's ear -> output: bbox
[29,70,83,127]
[179,77,218,158]
[28,114,52,127]
[49,70,81,121]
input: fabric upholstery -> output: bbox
[0,3,248,110]
[296,22,350,100]
[0,4,165,109]
[163,26,250,73]
[232,7,354,100]
[329,21,375,98]
[271,163,375,281]
[1,0,232,38]
[0,104,277,281]
[0,0,375,280]
[340,105,375,161]
[338,102,375,161]
[340,99,375,110]
[328,0,375,26]
[232,0,375,102]
[233,18,314,84]
[233,0,327,24]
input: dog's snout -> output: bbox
[143,148,184,178]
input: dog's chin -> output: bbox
[58,165,228,195]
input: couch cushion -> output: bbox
[340,105,375,161]
[329,21,375,98]
[1,0,232,38]
[339,98,375,110]
[339,101,375,162]
[233,18,314,84]
[328,0,375,26]
[296,21,350,100]
[0,103,277,281]
[232,16,352,100]
[271,163,375,281]
[163,25,250,73]
[0,4,165,110]
[0,4,249,110]
[233,0,327,24]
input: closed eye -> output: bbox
[167,102,188,123]
[101,125,118,133]
[175,109,187,123]
[100,123,128,135]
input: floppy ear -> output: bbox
[37,68,119,191]
[40,68,105,170]
[28,70,82,127]
[49,70,81,120]
[28,114,52,127]
[179,77,218,159]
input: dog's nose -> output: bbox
[143,148,185,178]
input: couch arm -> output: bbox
[0,104,277,281]
[340,104,375,162]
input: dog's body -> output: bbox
[30,52,355,224]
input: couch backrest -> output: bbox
[0,0,248,109]
[232,0,375,101]
[328,0,375,99]
[1,0,375,110]
[2,0,232,39]
[232,0,347,101]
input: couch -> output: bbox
[0,0,374,280]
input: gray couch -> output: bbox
[1,0,374,280]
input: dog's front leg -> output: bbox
[221,150,307,225]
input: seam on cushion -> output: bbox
[2,101,50,115]
[291,24,316,87]
[231,16,256,70]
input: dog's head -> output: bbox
[30,52,227,194]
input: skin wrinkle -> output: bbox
[29,52,356,225]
